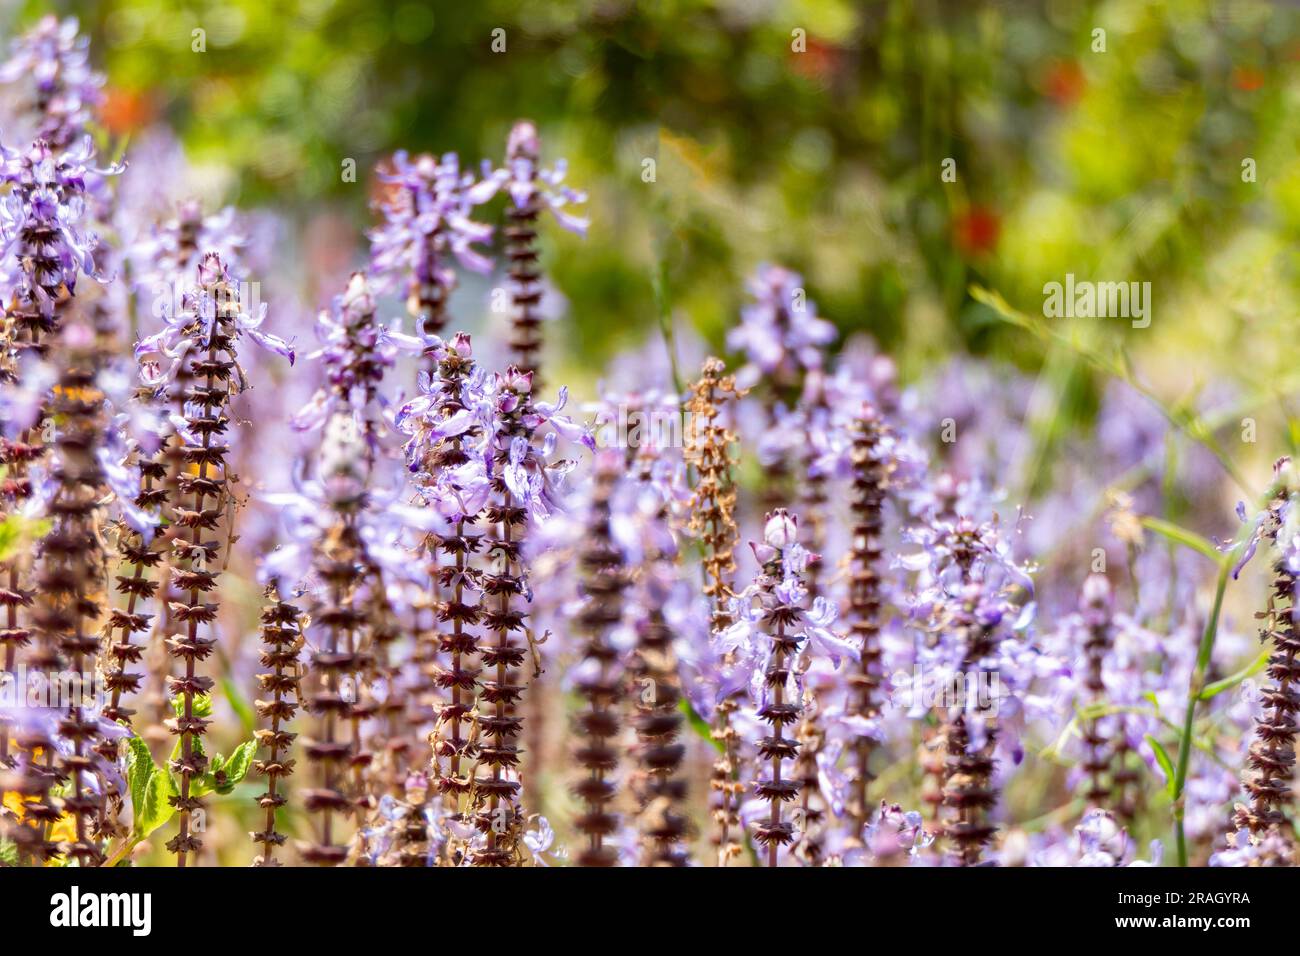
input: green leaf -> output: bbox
[1145,734,1177,799]
[1199,649,1271,701]
[1139,517,1222,564]
[0,515,52,563]
[0,519,18,563]
[125,737,154,818]
[126,737,176,840]
[172,692,213,719]
[167,694,209,769]
[0,836,17,866]
[189,737,258,798]
[679,696,724,754]
[222,674,256,735]
[222,740,257,785]
[213,740,257,794]
[143,771,175,835]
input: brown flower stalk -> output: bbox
[90,503,163,845]
[100,434,165,736]
[391,585,439,866]
[685,359,742,614]
[309,274,398,835]
[143,205,216,728]
[0,302,61,776]
[494,121,584,816]
[940,585,1003,867]
[471,368,533,866]
[751,510,806,867]
[2,610,62,862]
[163,255,243,866]
[627,443,689,866]
[484,122,574,820]
[251,584,304,866]
[300,416,370,866]
[1234,488,1300,838]
[918,477,960,826]
[845,404,888,834]
[684,357,745,865]
[28,320,109,865]
[1077,574,1115,810]
[571,454,628,866]
[93,403,168,844]
[0,424,38,775]
[919,732,948,824]
[791,699,826,866]
[502,121,545,386]
[428,336,485,862]
[0,165,86,853]
[791,373,829,865]
[358,575,406,800]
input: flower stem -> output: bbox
[1171,550,1236,866]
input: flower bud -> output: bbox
[763,509,798,549]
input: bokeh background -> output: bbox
[5,0,1299,449]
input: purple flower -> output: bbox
[1210,828,1292,867]
[1074,809,1130,866]
[471,120,589,236]
[486,367,591,523]
[522,816,565,866]
[524,385,594,449]
[0,350,55,437]
[292,272,419,433]
[135,253,293,384]
[763,510,799,549]
[0,137,119,315]
[129,200,246,305]
[803,596,860,667]
[95,419,159,537]
[0,16,104,150]
[727,263,836,388]
[368,150,493,318]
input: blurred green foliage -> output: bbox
[7,0,1300,410]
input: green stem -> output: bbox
[1171,551,1236,866]
[103,836,141,868]
[650,256,684,399]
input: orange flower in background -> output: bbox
[1041,59,1085,107]
[100,87,156,136]
[1231,66,1266,92]
[953,205,1001,257]
[788,37,843,82]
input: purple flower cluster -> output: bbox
[293,272,420,438]
[728,263,836,390]
[368,151,492,334]
[473,121,589,236]
[0,11,1287,873]
[135,252,294,387]
[0,137,117,320]
[0,16,104,150]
